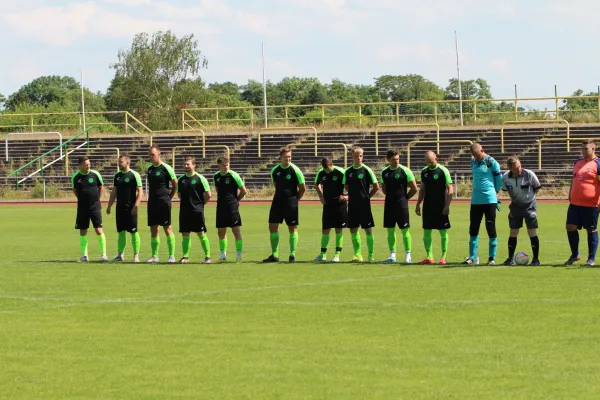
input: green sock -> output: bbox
[320,234,330,256]
[79,235,88,256]
[131,232,141,254]
[117,231,127,253]
[387,228,396,252]
[182,235,191,258]
[200,234,211,258]
[235,239,243,253]
[423,229,433,259]
[219,238,228,253]
[335,233,343,255]
[401,228,412,253]
[351,232,362,256]
[366,233,375,257]
[97,233,106,255]
[167,234,176,257]
[440,229,449,259]
[290,232,299,257]
[151,237,160,257]
[270,232,280,258]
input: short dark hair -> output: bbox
[279,147,292,156]
[321,157,333,168]
[217,157,230,164]
[386,149,399,159]
[506,155,520,168]
[119,154,131,161]
[149,144,161,153]
[184,156,196,165]
[78,156,89,165]
[583,140,597,147]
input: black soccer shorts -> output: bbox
[322,201,348,230]
[75,207,103,230]
[348,200,375,229]
[268,199,299,226]
[147,198,172,227]
[116,207,139,233]
[179,211,207,233]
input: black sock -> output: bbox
[567,230,579,257]
[530,236,539,259]
[508,237,517,259]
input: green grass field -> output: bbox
[2,202,600,399]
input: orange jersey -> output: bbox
[570,158,600,207]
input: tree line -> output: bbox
[0,31,596,130]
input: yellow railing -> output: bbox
[65,147,120,176]
[536,138,598,168]
[258,127,318,157]
[375,123,440,156]
[171,145,231,168]
[406,140,473,169]
[290,143,350,168]
[501,119,569,153]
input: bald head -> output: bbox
[425,151,438,168]
[470,143,485,161]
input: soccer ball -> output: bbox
[514,251,530,265]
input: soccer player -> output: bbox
[314,157,348,262]
[263,147,306,263]
[71,156,107,262]
[501,156,542,266]
[178,156,211,263]
[380,149,417,263]
[565,140,600,266]
[106,154,143,263]
[213,157,248,261]
[146,145,177,263]
[464,143,502,265]
[343,146,379,262]
[415,151,453,264]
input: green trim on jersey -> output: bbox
[229,170,244,187]
[149,162,176,180]
[178,173,210,192]
[72,170,103,188]
[114,169,143,187]
[314,166,346,184]
[343,164,377,184]
[380,165,414,184]
[422,164,452,184]
[314,168,324,184]
[270,163,305,184]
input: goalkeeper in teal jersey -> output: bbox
[464,143,503,265]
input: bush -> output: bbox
[31,180,60,199]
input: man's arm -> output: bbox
[443,184,454,215]
[407,180,418,200]
[415,181,425,216]
[315,183,325,204]
[369,183,379,198]
[238,186,248,201]
[107,186,118,214]
[99,185,104,203]
[297,183,306,200]
[492,160,502,193]
[170,178,177,199]
[133,187,142,216]
[203,191,211,204]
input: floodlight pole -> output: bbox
[455,31,464,127]
[81,69,86,130]
[262,42,268,128]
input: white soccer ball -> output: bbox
[514,251,530,265]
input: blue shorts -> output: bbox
[566,204,599,230]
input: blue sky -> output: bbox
[1,0,599,105]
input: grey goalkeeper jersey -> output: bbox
[501,169,541,207]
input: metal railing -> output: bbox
[8,127,92,188]
[375,123,440,155]
[5,131,62,161]
[258,127,318,157]
[406,140,473,169]
[501,119,570,152]
[64,147,120,176]
[289,143,350,168]
[536,137,600,168]
[171,145,231,168]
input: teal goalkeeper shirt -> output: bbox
[471,155,502,204]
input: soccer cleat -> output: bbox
[167,256,176,264]
[332,254,340,262]
[502,258,516,266]
[179,257,189,264]
[439,258,447,265]
[78,255,89,263]
[530,258,541,266]
[101,254,109,263]
[565,254,581,265]
[289,255,296,263]
[367,255,375,262]
[133,254,140,263]
[236,254,242,262]
[111,254,125,263]
[313,255,326,262]
[487,257,496,265]
[351,255,363,262]
[461,257,475,265]
[383,257,396,264]
[263,255,279,263]
[405,253,413,264]
[146,256,160,263]
[203,257,212,264]
[220,252,226,261]
[418,258,435,265]
[585,259,595,266]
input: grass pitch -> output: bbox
[1,202,600,399]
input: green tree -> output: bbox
[106,30,208,130]
[6,76,78,111]
[560,89,599,110]
[0,93,5,110]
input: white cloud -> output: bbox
[489,58,510,73]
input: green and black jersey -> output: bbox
[113,170,142,210]
[213,170,244,209]
[178,173,210,214]
[380,164,415,207]
[315,166,345,203]
[72,169,103,210]
[147,163,176,200]
[420,164,452,210]
[343,165,377,202]
[270,163,305,200]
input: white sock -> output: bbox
[390,252,396,259]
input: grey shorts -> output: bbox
[508,204,538,229]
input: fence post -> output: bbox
[250,110,254,130]
[473,102,477,122]
[216,109,220,129]
[284,107,289,127]
[396,103,400,124]
[358,105,362,127]
[514,99,519,121]
[30,115,34,132]
[434,103,438,124]
[321,105,325,126]
[125,112,129,134]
